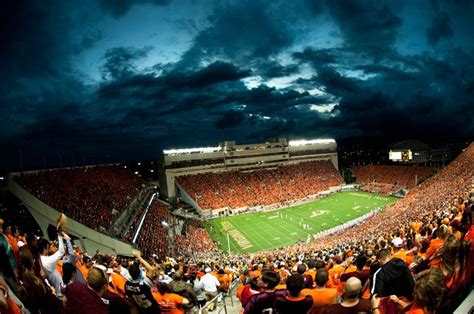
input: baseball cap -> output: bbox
[392,237,403,248]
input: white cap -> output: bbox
[205,267,212,273]
[392,237,403,248]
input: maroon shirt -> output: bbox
[274,295,313,314]
[323,299,371,314]
[64,281,108,314]
[244,289,288,314]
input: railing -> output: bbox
[198,278,239,314]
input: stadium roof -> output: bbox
[390,140,431,151]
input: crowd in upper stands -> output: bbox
[177,160,344,210]
[0,144,471,313]
[16,166,144,231]
[354,165,432,189]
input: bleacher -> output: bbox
[354,164,432,189]
[176,160,344,210]
[15,165,145,231]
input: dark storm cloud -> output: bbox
[72,29,104,54]
[426,12,453,46]
[257,61,300,79]
[316,67,360,94]
[97,0,170,18]
[326,0,402,53]
[178,1,293,68]
[292,48,337,68]
[101,46,153,80]
[214,110,245,129]
[1,0,473,170]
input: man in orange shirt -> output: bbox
[215,268,231,293]
[152,283,189,314]
[302,269,337,314]
[327,256,344,290]
[304,259,317,283]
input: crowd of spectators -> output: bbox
[16,166,145,230]
[354,165,433,189]
[0,144,471,313]
[131,201,218,260]
[177,160,344,210]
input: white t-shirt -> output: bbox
[200,273,220,293]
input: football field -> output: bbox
[206,191,397,253]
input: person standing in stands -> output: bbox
[169,270,197,313]
[274,274,313,313]
[303,269,337,314]
[63,266,109,314]
[124,251,160,313]
[244,270,287,314]
[38,232,68,299]
[371,248,414,299]
[199,267,220,310]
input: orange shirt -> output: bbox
[405,251,418,265]
[78,264,90,280]
[336,265,356,295]
[304,269,316,282]
[424,238,444,260]
[236,284,245,300]
[152,292,185,314]
[216,273,231,292]
[392,249,408,263]
[301,287,337,308]
[56,259,63,276]
[406,304,425,314]
[109,272,127,298]
[5,235,19,263]
[274,284,287,290]
[327,264,344,289]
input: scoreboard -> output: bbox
[389,150,412,161]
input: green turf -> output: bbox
[205,191,397,253]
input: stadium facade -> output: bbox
[158,138,339,205]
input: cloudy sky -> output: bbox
[1,0,473,169]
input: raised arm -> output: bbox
[132,250,155,277]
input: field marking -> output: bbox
[352,205,361,210]
[309,210,329,218]
[233,216,280,251]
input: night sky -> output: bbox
[1,0,473,169]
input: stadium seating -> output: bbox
[16,166,145,231]
[132,200,217,259]
[1,144,471,314]
[176,160,344,210]
[354,164,432,189]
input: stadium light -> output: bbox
[288,139,335,146]
[163,146,221,155]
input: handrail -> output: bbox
[198,278,239,314]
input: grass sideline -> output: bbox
[205,191,397,253]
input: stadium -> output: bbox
[0,137,472,314]
[1,1,474,313]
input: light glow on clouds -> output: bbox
[309,103,337,113]
[338,69,377,80]
[242,75,263,89]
